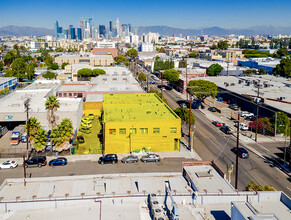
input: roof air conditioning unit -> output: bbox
[152,208,163,219]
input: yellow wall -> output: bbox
[104,119,181,154]
[83,102,103,116]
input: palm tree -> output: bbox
[45,95,60,152]
[25,117,41,147]
[33,129,47,152]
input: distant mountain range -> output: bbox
[1,25,291,37]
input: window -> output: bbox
[119,128,126,134]
[139,128,148,134]
[73,93,77,97]
[130,128,136,134]
[153,128,160,134]
[58,93,62,97]
[109,129,116,135]
[170,127,177,133]
[64,93,67,97]
[69,93,72,97]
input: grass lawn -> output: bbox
[76,116,103,154]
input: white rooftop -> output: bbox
[184,165,235,193]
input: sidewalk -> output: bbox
[0,145,199,164]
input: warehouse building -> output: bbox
[102,93,181,153]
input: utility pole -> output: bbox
[235,111,240,189]
[24,98,30,158]
[146,73,149,92]
[185,56,188,100]
[23,155,26,186]
[161,71,164,99]
[255,82,260,142]
[188,87,192,151]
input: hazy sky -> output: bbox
[0,0,290,29]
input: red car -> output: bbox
[212,121,222,127]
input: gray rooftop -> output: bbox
[0,77,17,85]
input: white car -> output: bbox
[241,111,254,118]
[240,123,249,131]
[0,160,18,169]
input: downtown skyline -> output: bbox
[1,0,291,29]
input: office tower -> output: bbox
[58,27,63,34]
[109,20,113,32]
[99,25,106,38]
[128,24,132,33]
[88,18,93,38]
[54,20,59,39]
[70,27,76,39]
[77,28,82,41]
[64,29,69,39]
[116,18,119,36]
[80,18,87,38]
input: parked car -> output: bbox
[208,107,217,112]
[164,85,173,90]
[121,155,139,163]
[141,154,160,163]
[245,115,256,121]
[229,104,239,111]
[25,156,47,168]
[231,147,249,158]
[149,81,156,84]
[241,111,254,118]
[49,157,67,166]
[234,122,249,131]
[0,160,18,169]
[220,125,233,134]
[212,121,222,127]
[98,154,118,164]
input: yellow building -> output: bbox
[103,93,181,154]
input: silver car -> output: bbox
[141,154,160,163]
[121,155,139,163]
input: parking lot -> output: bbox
[0,131,27,157]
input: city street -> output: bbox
[0,158,184,186]
[160,85,291,196]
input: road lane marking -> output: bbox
[197,129,206,138]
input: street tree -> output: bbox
[217,41,228,50]
[273,57,291,78]
[188,52,199,58]
[208,64,223,76]
[187,80,218,102]
[163,69,180,83]
[43,71,56,79]
[271,112,290,135]
[77,68,93,77]
[33,128,47,152]
[92,68,106,76]
[0,61,3,71]
[275,47,289,58]
[26,63,36,80]
[52,118,73,149]
[138,73,147,82]
[45,95,60,151]
[11,58,27,80]
[61,62,70,69]
[126,48,138,58]
[174,107,195,125]
[47,62,59,70]
[45,54,54,66]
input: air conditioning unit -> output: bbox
[149,193,157,203]
[151,200,160,209]
[152,208,163,219]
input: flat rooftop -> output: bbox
[0,173,191,201]
[0,77,16,85]
[103,93,180,122]
[184,165,235,193]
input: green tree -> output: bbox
[55,47,64,52]
[138,73,147,82]
[0,61,3,71]
[187,80,218,102]
[188,52,200,58]
[273,57,291,78]
[77,68,93,78]
[11,58,27,80]
[275,47,289,58]
[3,52,16,66]
[210,45,218,50]
[114,55,125,64]
[258,68,268,75]
[45,54,54,66]
[52,118,73,149]
[43,71,56,79]
[163,69,180,83]
[126,48,138,57]
[174,107,195,125]
[45,95,60,152]
[3,69,14,77]
[217,41,228,50]
[92,68,106,76]
[33,128,47,151]
[271,112,290,135]
[148,88,168,104]
[47,62,59,70]
[208,64,223,76]
[25,117,41,145]
[26,63,36,80]
[61,62,70,69]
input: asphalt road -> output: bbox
[161,87,291,196]
[0,158,184,186]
